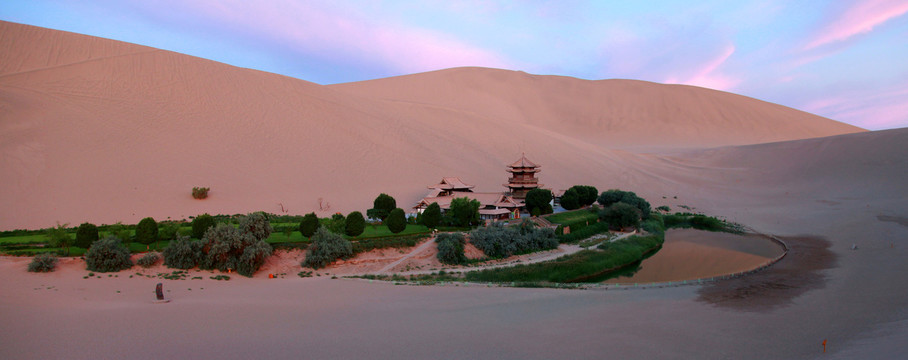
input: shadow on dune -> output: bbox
[696,235,836,312]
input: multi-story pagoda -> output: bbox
[504,153,542,199]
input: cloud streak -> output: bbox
[805,0,908,50]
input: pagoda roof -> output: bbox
[507,153,540,168]
[414,192,523,210]
[428,177,475,190]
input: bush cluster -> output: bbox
[163,213,273,277]
[163,235,201,269]
[137,252,160,268]
[469,220,558,258]
[599,202,642,230]
[302,228,352,269]
[435,233,467,265]
[28,253,58,272]
[192,187,210,199]
[557,222,611,243]
[85,236,133,272]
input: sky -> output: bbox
[2,1,907,130]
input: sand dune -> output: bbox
[2,21,908,359]
[0,20,863,230]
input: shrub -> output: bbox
[198,216,274,277]
[599,202,642,230]
[238,212,272,241]
[525,188,553,215]
[191,214,216,239]
[135,217,158,247]
[302,228,353,269]
[85,236,133,272]
[560,188,581,210]
[386,208,407,234]
[435,233,466,265]
[105,221,133,244]
[656,205,671,212]
[192,186,210,199]
[299,212,320,238]
[28,253,58,272]
[367,193,397,220]
[420,202,442,228]
[137,252,160,268]
[163,235,201,269]
[75,222,99,249]
[45,222,72,256]
[469,221,558,258]
[345,211,366,237]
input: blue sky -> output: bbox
[2,1,907,130]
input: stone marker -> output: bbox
[154,282,170,303]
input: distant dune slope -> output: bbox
[329,67,864,149]
[0,21,876,229]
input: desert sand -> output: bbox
[1,21,906,359]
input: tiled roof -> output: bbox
[428,177,475,190]
[415,192,523,210]
[507,153,539,168]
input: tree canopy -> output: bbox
[191,214,216,239]
[299,212,320,238]
[345,211,366,237]
[420,202,442,228]
[135,217,159,246]
[525,188,554,215]
[367,193,397,220]
[386,208,407,234]
[597,189,651,219]
[448,197,480,227]
[75,222,99,249]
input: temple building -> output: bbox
[504,153,542,199]
[413,155,545,222]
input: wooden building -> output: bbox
[504,153,543,199]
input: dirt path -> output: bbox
[376,237,439,273]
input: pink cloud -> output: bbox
[802,86,908,130]
[176,1,513,74]
[664,45,739,91]
[805,0,908,50]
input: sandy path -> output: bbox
[376,237,439,273]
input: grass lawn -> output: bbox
[0,234,49,245]
[545,209,598,225]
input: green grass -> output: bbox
[0,234,50,245]
[545,209,598,225]
[465,234,664,283]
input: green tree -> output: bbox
[302,228,353,269]
[135,217,159,249]
[525,188,553,215]
[75,222,99,249]
[191,214,216,239]
[560,188,581,210]
[45,222,71,256]
[449,197,480,227]
[386,208,407,234]
[600,202,642,230]
[197,214,273,277]
[420,202,442,228]
[367,193,396,220]
[597,189,651,219]
[163,235,201,269]
[159,221,182,241]
[299,212,320,238]
[567,185,598,207]
[238,212,272,241]
[345,211,366,237]
[327,213,346,234]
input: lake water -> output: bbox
[597,228,785,284]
